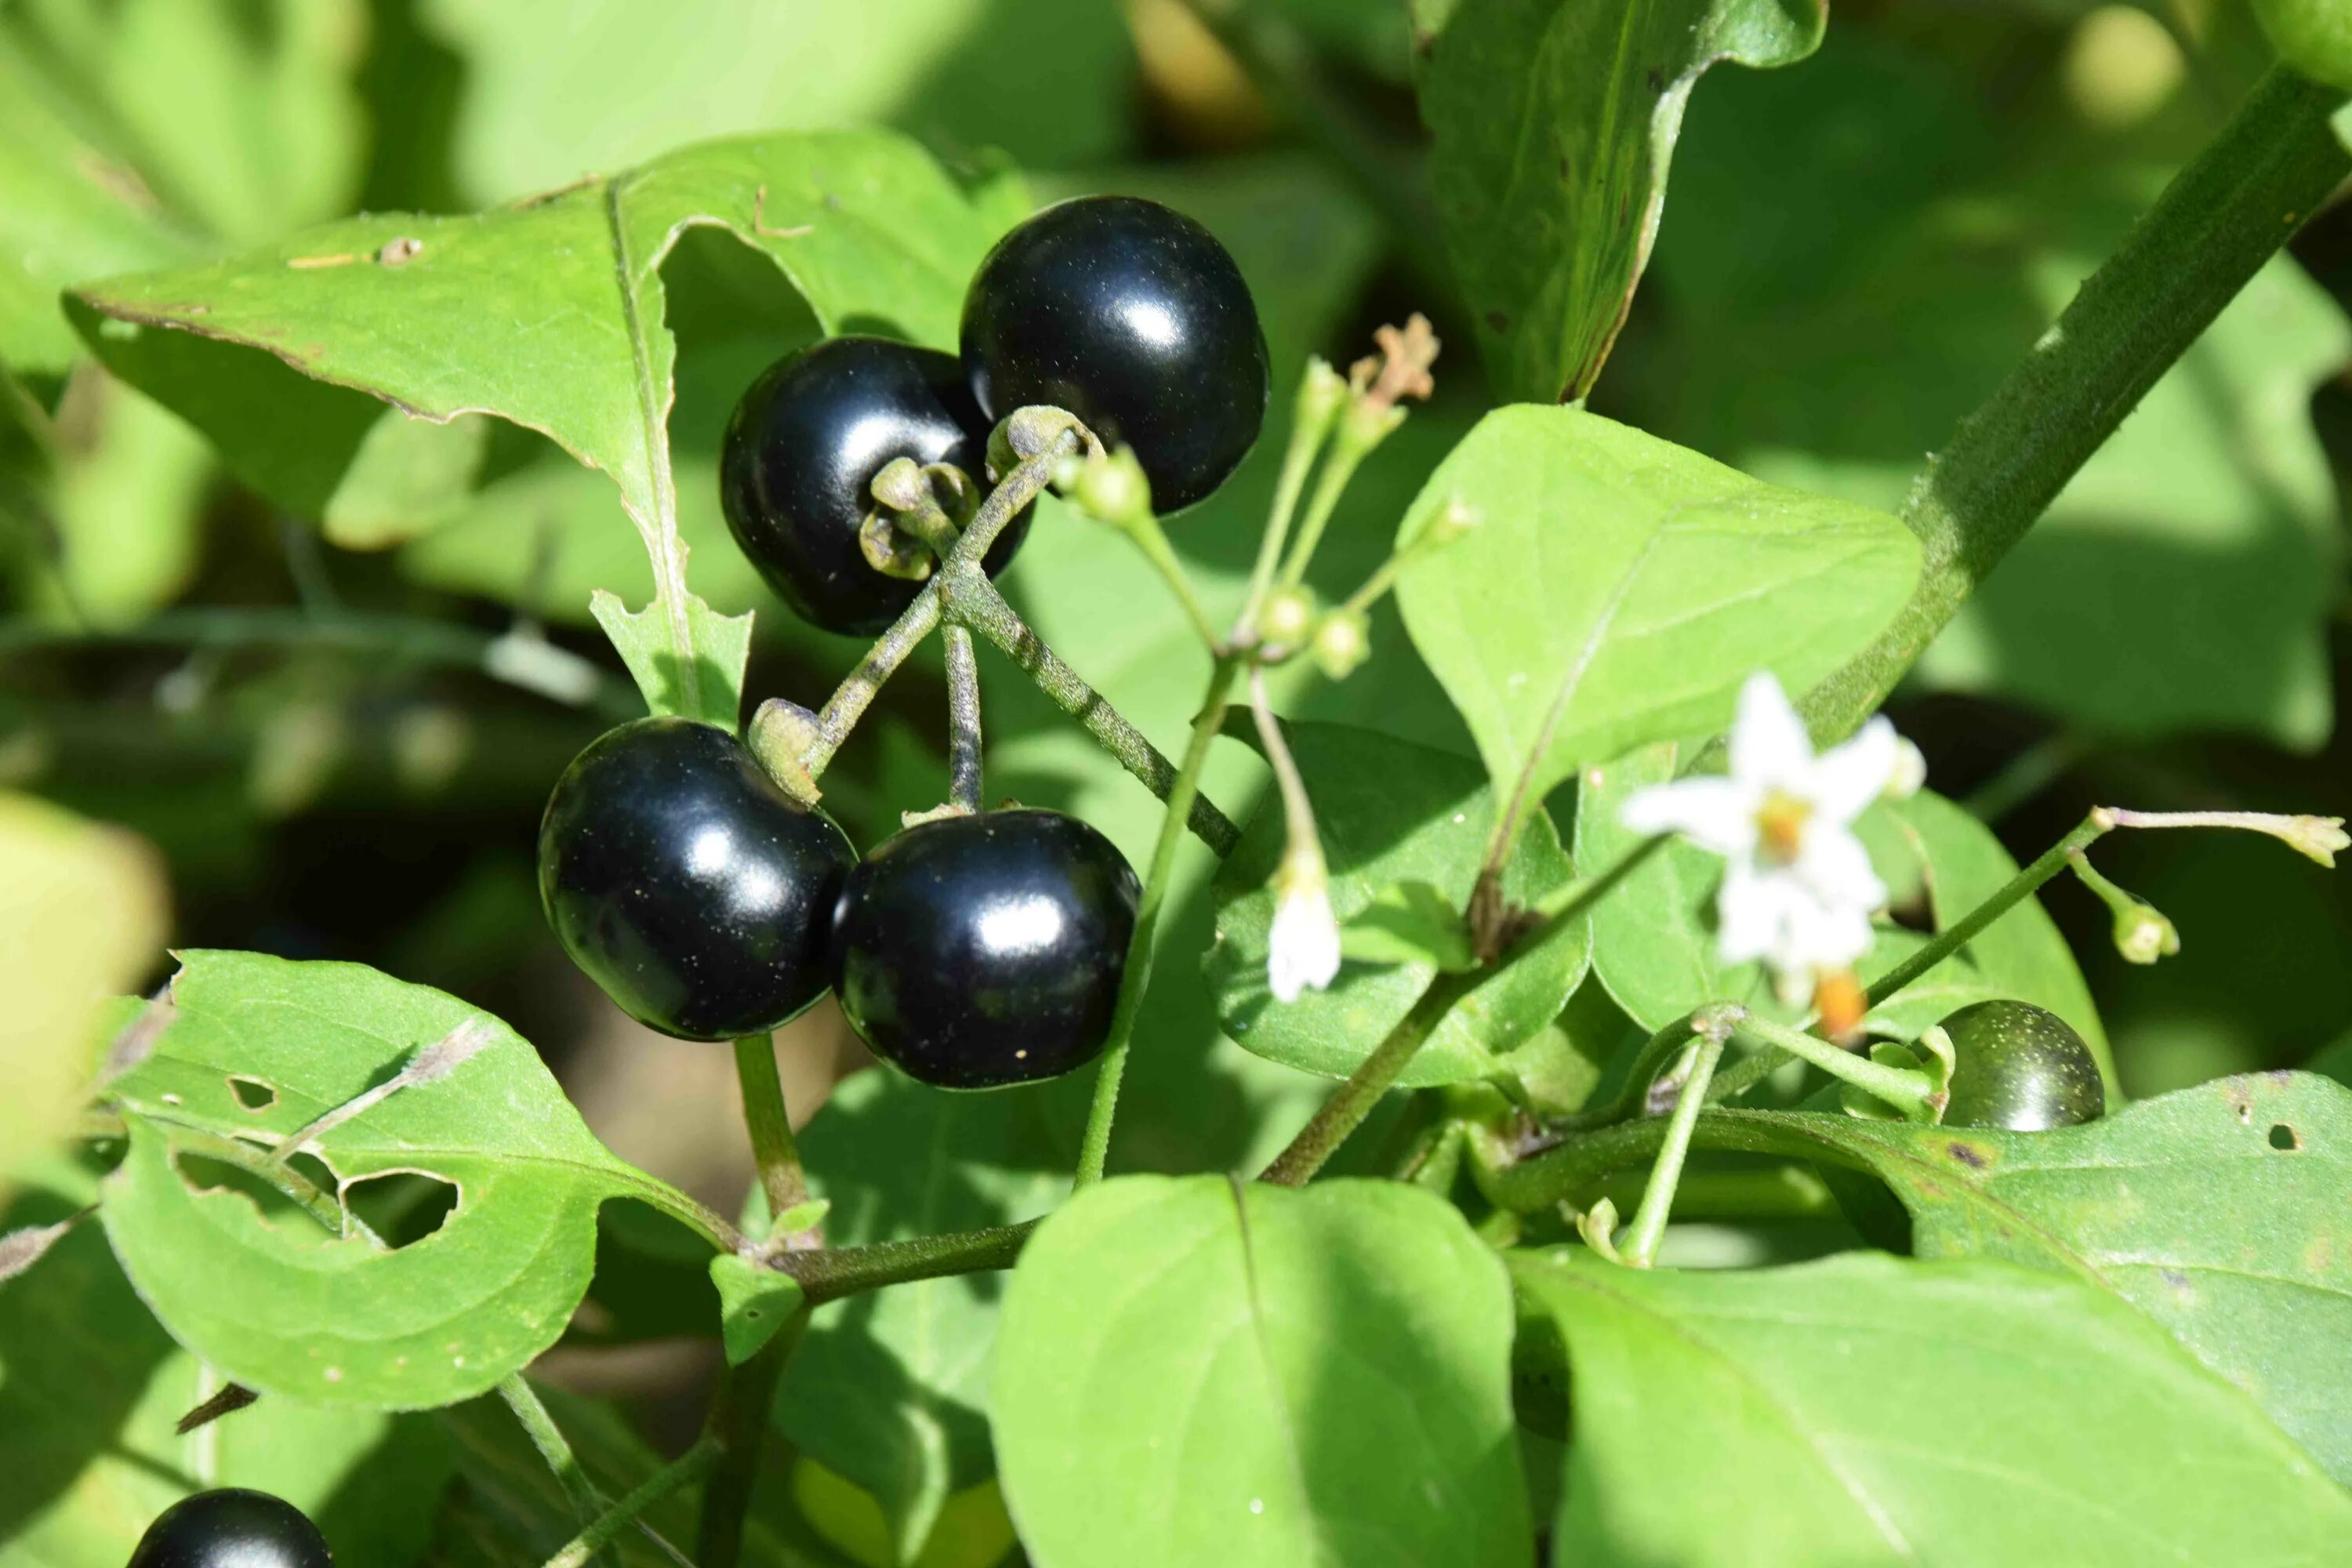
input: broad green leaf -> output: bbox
[1636,32,2350,745]
[1207,722,1588,1086]
[993,1176,1530,1568]
[1396,407,1919,834]
[1629,1073,2352,1480]
[1513,1249,2352,1565]
[0,1158,451,1568]
[413,0,1132,204]
[1338,881,1477,972]
[96,951,666,1408]
[1414,0,1826,401]
[0,793,166,1189]
[590,587,754,730]
[72,129,1014,719]
[772,1069,1070,1566]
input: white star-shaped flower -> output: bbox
[1267,846,1341,1004]
[1620,673,1908,1001]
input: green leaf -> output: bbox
[0,1159,452,1568]
[1339,880,1477,972]
[1414,0,1825,401]
[1512,1248,2352,1565]
[1396,406,1919,834]
[1664,1072,2352,1481]
[590,587,753,730]
[1207,722,1589,1086]
[710,1253,804,1368]
[773,1068,1070,1565]
[993,1176,1530,1568]
[96,950,662,1408]
[72,129,1014,718]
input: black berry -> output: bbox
[720,335,1030,636]
[1939,1000,2105,1131]
[539,717,856,1041]
[961,195,1268,513]
[128,1490,332,1568]
[829,809,1140,1088]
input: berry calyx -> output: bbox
[1937,1000,2105,1131]
[960,195,1268,513]
[539,717,857,1041]
[720,336,1030,637]
[128,1490,332,1568]
[829,808,1140,1088]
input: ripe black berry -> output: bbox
[128,1490,332,1568]
[960,195,1268,513]
[1939,1000,2105,1131]
[720,336,1031,636]
[539,717,856,1041]
[829,809,1140,1088]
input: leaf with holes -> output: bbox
[1414,0,1826,402]
[1512,1248,2352,1565]
[1523,1073,2352,1482]
[769,1068,1069,1566]
[94,949,683,1410]
[1396,407,1918,843]
[1207,723,1588,1087]
[70,129,1022,720]
[993,1175,1530,1568]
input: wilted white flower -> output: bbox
[1621,673,1905,1002]
[1267,844,1341,1004]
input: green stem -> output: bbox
[731,1035,809,1223]
[1123,514,1223,648]
[779,1221,1037,1303]
[943,625,983,814]
[1274,425,1372,590]
[1730,1014,1935,1120]
[946,569,1240,856]
[1075,655,1246,1185]
[499,1377,612,1567]
[1588,1163,1836,1223]
[546,1435,719,1568]
[1259,829,1671,1185]
[693,1310,804,1568]
[1798,64,2350,746]
[1863,810,2111,1011]
[0,609,635,717]
[1619,1025,1728,1267]
[1237,377,1340,641]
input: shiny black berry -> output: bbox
[960,195,1268,513]
[720,335,1031,637]
[539,717,856,1041]
[128,1490,332,1568]
[829,809,1140,1088]
[1939,1000,2105,1131]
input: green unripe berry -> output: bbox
[1938,1000,2104,1131]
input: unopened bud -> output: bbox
[1419,496,1482,550]
[1311,609,1370,681]
[1886,739,1928,801]
[1059,445,1153,530]
[2112,900,2181,965]
[1294,357,1347,432]
[1258,586,1316,650]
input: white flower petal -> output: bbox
[1268,885,1341,1004]
[1715,860,1800,967]
[1794,823,1888,915]
[1728,672,1812,791]
[1798,900,1877,972]
[1620,777,1760,858]
[1886,738,1928,801]
[1808,717,1901,824]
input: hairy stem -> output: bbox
[1799,65,2350,746]
[732,1034,810,1222]
[777,1221,1038,1302]
[693,1309,804,1568]
[943,625,983,813]
[546,1435,717,1568]
[947,569,1240,856]
[1074,655,1246,1186]
[1620,1024,1729,1267]
[499,1377,613,1568]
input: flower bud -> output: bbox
[1258,586,1317,650]
[1310,609,1370,681]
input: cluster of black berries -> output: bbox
[537,197,1267,1088]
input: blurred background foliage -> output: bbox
[3,0,2351,1544]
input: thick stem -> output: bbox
[1729,1014,1935,1120]
[778,1220,1037,1302]
[693,1311,804,1568]
[1620,1023,1729,1268]
[1798,65,2350,746]
[731,1034,810,1223]
[545,1436,718,1568]
[947,569,1240,856]
[1075,655,1246,1186]
[943,625,983,814]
